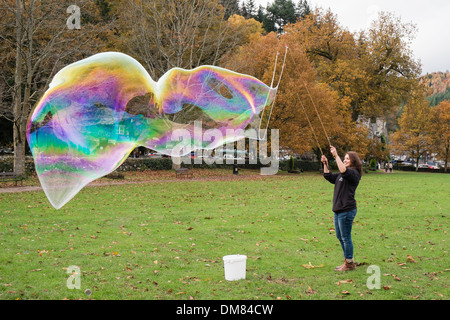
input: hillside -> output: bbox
[420,71,450,95]
[419,71,450,106]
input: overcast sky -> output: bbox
[253,0,450,74]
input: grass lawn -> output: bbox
[0,169,448,300]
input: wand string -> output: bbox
[285,47,330,169]
[259,47,288,140]
[287,49,332,147]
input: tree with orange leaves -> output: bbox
[284,9,421,122]
[221,32,368,160]
[429,101,450,172]
[390,94,433,171]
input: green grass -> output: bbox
[0,170,448,300]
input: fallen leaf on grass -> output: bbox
[406,255,417,263]
[383,285,391,290]
[302,262,324,269]
[37,250,48,256]
[341,290,350,295]
[306,286,316,295]
[336,279,353,285]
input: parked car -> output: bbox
[147,153,162,158]
[418,164,436,169]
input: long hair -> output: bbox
[347,151,362,176]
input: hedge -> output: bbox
[0,156,326,174]
[119,158,325,172]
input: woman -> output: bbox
[321,146,362,271]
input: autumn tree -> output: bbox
[283,10,358,118]
[286,10,421,122]
[116,0,262,81]
[282,9,422,162]
[390,93,432,171]
[0,0,114,175]
[358,12,422,119]
[429,101,450,172]
[221,32,367,160]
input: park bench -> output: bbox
[175,168,193,179]
[0,172,24,186]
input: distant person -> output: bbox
[389,161,393,173]
[321,146,362,272]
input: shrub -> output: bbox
[0,156,325,174]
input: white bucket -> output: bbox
[223,254,247,281]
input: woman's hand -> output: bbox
[321,154,330,173]
[330,145,338,158]
[330,145,347,173]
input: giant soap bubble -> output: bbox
[27,52,279,209]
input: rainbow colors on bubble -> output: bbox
[27,52,278,209]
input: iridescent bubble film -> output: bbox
[27,52,277,209]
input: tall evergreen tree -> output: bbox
[296,0,310,19]
[255,5,266,24]
[240,1,248,18]
[244,0,257,18]
[264,0,297,34]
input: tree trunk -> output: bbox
[13,123,26,175]
[445,145,449,173]
[13,0,25,175]
[172,157,181,170]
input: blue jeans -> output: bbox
[334,209,357,259]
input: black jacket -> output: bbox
[324,168,361,213]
